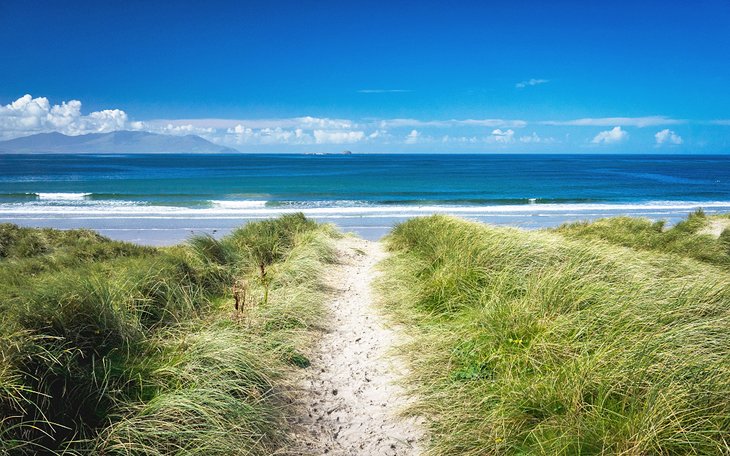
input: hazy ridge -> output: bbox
[0,131,238,154]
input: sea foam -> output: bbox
[211,200,268,209]
[3,199,730,218]
[37,193,92,200]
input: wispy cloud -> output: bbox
[313,130,365,144]
[519,132,556,144]
[153,117,356,130]
[516,78,549,89]
[357,89,412,94]
[542,116,684,127]
[378,118,527,128]
[591,126,628,144]
[710,119,730,126]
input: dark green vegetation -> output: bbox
[379,215,730,455]
[0,214,336,455]
[555,210,730,268]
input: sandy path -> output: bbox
[699,218,730,237]
[288,236,423,455]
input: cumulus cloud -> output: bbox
[591,126,628,144]
[0,94,129,139]
[516,78,549,89]
[132,122,215,137]
[490,128,515,143]
[404,129,420,144]
[654,129,682,145]
[220,124,367,146]
[543,116,682,127]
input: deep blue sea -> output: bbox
[1,154,729,244]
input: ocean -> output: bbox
[1,153,729,244]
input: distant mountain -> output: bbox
[0,131,238,154]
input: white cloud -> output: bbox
[591,126,628,144]
[654,129,682,145]
[298,116,354,129]
[3,94,698,150]
[710,119,730,126]
[153,116,355,130]
[133,122,215,137]
[0,94,129,139]
[543,116,683,127]
[519,132,555,144]
[516,78,549,89]
[313,130,365,144]
[490,128,515,143]
[160,116,527,131]
[404,129,420,144]
[379,118,527,129]
[224,124,315,145]
[441,135,479,144]
[149,119,367,146]
[367,129,386,139]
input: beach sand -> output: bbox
[699,218,730,237]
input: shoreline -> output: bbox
[2,203,730,245]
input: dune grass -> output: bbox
[378,215,730,455]
[0,214,337,455]
[554,209,730,268]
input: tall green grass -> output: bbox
[0,214,336,455]
[554,210,730,268]
[0,224,153,292]
[379,215,730,455]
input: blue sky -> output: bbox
[1,0,729,152]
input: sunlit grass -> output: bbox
[554,209,730,268]
[378,214,730,455]
[0,214,336,455]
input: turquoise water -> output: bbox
[1,154,729,243]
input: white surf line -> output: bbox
[289,236,424,455]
